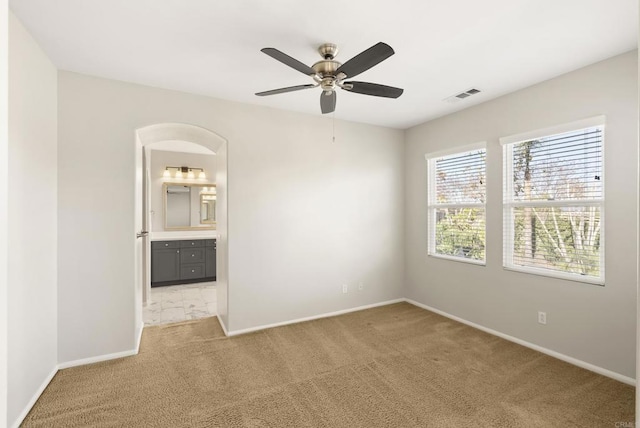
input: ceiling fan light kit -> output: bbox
[256,42,404,114]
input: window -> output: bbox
[426,144,486,264]
[502,118,604,284]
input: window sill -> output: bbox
[503,265,604,286]
[427,253,486,266]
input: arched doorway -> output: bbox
[134,123,229,339]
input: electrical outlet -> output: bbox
[342,284,348,294]
[358,282,364,291]
[538,311,547,325]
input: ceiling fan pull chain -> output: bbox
[332,111,336,143]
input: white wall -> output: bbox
[405,51,638,378]
[225,110,405,332]
[215,142,229,328]
[148,149,215,232]
[7,11,58,427]
[637,7,640,419]
[0,2,8,426]
[57,71,405,362]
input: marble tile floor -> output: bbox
[143,282,216,326]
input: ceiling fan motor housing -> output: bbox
[312,59,341,78]
[313,56,342,92]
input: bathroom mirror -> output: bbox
[200,194,216,224]
[164,183,216,230]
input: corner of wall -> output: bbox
[401,127,409,299]
[0,3,9,427]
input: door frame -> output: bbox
[134,123,230,335]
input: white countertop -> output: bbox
[150,231,217,241]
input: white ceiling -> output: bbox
[10,0,638,129]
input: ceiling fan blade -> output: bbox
[335,42,395,78]
[343,81,404,98]
[255,84,316,96]
[320,91,336,114]
[261,48,317,76]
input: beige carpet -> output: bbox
[23,302,634,427]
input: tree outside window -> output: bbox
[427,146,486,263]
[503,125,603,283]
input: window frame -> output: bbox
[500,116,605,285]
[425,142,487,266]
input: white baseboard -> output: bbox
[404,298,636,386]
[217,315,229,336]
[59,326,144,371]
[11,365,58,428]
[57,347,138,370]
[226,298,406,337]
[135,325,143,352]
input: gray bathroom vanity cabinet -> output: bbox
[151,239,216,286]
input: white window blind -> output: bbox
[427,146,486,264]
[502,124,604,284]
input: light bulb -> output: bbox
[198,171,206,179]
[175,170,183,179]
[163,169,171,178]
[187,171,195,179]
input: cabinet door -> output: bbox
[205,246,217,279]
[151,248,181,283]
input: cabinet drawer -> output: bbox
[180,264,205,280]
[180,248,205,264]
[205,239,216,247]
[180,240,204,248]
[152,240,180,249]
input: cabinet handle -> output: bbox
[165,243,169,247]
[191,269,195,273]
[177,250,180,254]
[191,243,195,246]
[191,254,195,257]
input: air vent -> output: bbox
[444,88,482,103]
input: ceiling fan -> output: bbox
[255,42,404,114]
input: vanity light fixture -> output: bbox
[163,166,206,180]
